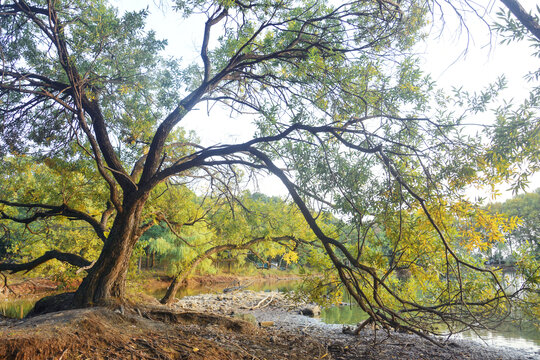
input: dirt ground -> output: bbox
[0,306,328,360]
[0,294,537,360]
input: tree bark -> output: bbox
[73,195,148,306]
[501,0,540,41]
[160,274,185,305]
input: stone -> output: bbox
[299,305,320,317]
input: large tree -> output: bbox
[0,0,537,337]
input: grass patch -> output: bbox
[1,298,37,319]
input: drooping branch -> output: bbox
[245,146,510,341]
[0,250,91,274]
[376,149,506,287]
[149,212,211,248]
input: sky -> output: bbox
[418,1,536,101]
[113,0,539,201]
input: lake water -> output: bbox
[150,278,301,299]
[319,304,540,351]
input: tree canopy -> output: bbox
[0,0,538,338]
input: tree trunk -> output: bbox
[160,244,235,305]
[74,195,147,306]
[160,274,186,305]
[160,258,201,305]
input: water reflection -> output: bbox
[320,305,368,325]
[319,305,540,350]
[456,330,539,350]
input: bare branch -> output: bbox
[201,7,228,83]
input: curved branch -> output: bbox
[202,8,228,83]
[150,118,383,188]
[245,147,500,343]
[0,200,107,243]
[160,235,301,304]
[0,250,91,274]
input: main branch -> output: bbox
[0,200,108,243]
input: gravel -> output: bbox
[171,290,540,360]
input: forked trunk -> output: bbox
[74,196,147,306]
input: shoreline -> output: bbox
[0,289,538,359]
[2,277,538,359]
[170,290,540,360]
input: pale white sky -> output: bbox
[112,0,539,200]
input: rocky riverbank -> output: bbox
[169,290,539,360]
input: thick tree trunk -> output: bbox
[74,195,147,306]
